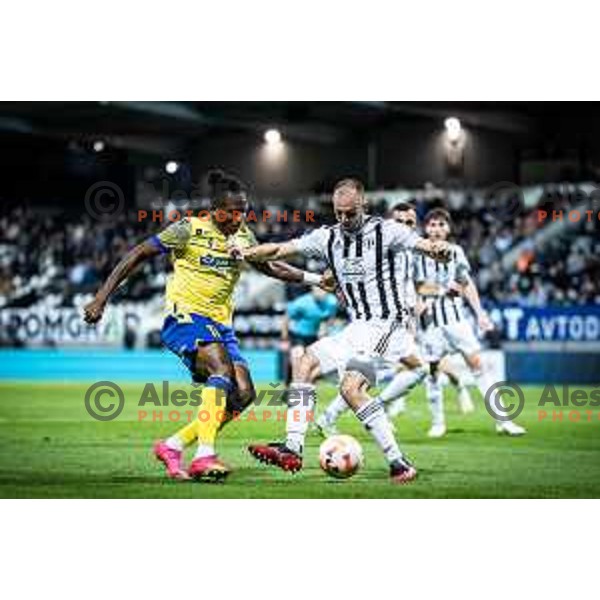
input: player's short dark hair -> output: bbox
[392,201,416,213]
[333,178,365,195]
[206,169,247,208]
[424,207,452,226]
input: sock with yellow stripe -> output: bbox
[195,375,233,459]
[165,419,198,452]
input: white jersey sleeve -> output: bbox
[290,226,331,260]
[386,220,421,253]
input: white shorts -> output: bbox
[308,319,417,379]
[419,320,481,363]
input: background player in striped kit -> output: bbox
[237,179,451,483]
[383,204,474,423]
[412,208,526,437]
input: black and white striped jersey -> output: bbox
[396,246,418,311]
[293,216,420,323]
[415,243,471,329]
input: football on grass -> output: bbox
[319,435,363,479]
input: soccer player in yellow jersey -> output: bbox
[84,170,323,482]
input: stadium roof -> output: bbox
[0,101,598,156]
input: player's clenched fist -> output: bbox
[477,311,494,333]
[429,240,452,262]
[319,269,337,293]
[227,241,245,262]
[83,296,106,324]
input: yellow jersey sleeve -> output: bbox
[237,223,257,249]
[150,219,192,253]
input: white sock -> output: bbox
[426,375,445,427]
[320,394,348,424]
[194,444,215,459]
[386,393,407,418]
[285,383,316,455]
[355,398,403,464]
[165,436,185,452]
[476,368,502,424]
[378,365,427,404]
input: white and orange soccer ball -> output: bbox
[319,435,363,479]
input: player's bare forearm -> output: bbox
[461,276,483,316]
[461,276,494,331]
[252,260,305,284]
[243,241,298,262]
[84,241,159,323]
[96,241,158,302]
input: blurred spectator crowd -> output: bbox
[1,183,599,314]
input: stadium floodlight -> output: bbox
[444,117,462,142]
[264,129,282,145]
[165,160,179,174]
[92,140,105,152]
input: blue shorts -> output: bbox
[161,313,247,379]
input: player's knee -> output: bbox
[236,384,256,408]
[467,353,482,371]
[340,371,369,406]
[293,351,319,382]
[227,385,255,415]
[402,354,422,370]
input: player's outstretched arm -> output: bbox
[251,260,305,283]
[242,240,299,262]
[252,261,330,290]
[459,275,494,332]
[83,240,161,324]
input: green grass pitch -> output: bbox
[1,381,599,498]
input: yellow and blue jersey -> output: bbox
[149,216,256,326]
[148,216,255,375]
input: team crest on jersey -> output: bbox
[342,258,366,280]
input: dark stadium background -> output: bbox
[1,101,600,499]
[1,101,598,383]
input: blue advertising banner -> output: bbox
[488,305,600,343]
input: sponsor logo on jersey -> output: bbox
[200,255,236,269]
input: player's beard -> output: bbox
[342,213,365,233]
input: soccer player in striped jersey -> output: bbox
[412,208,526,437]
[236,179,451,483]
[315,201,431,434]
[383,203,474,422]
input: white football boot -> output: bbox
[428,423,447,438]
[496,421,527,436]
